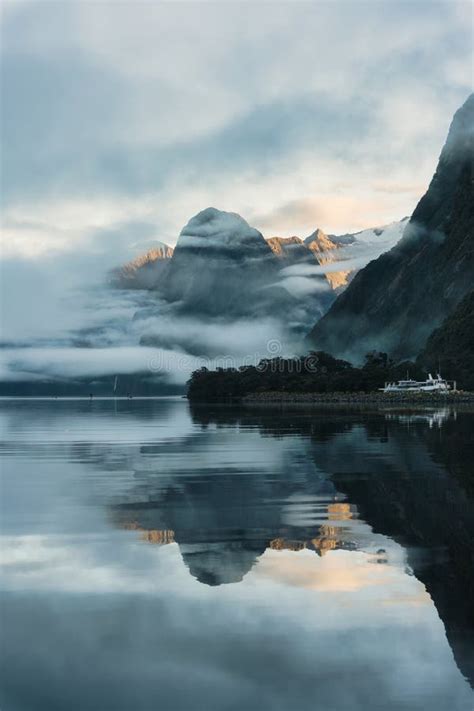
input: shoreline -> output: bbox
[239,390,474,405]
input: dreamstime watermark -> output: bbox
[147,339,324,376]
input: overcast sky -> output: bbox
[1,0,472,263]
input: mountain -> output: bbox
[268,221,406,295]
[418,289,474,390]
[110,210,407,326]
[266,235,314,266]
[111,216,406,299]
[110,241,174,289]
[265,234,334,304]
[304,228,350,290]
[308,94,474,361]
[328,219,409,251]
[156,207,291,318]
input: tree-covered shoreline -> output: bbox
[187,351,430,402]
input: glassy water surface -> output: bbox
[1,398,473,711]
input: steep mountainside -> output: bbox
[157,207,289,317]
[418,289,474,390]
[305,228,350,289]
[266,236,313,266]
[308,94,474,361]
[110,242,174,289]
[266,233,338,298]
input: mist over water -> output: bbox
[1,398,473,711]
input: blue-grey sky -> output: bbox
[1,0,472,261]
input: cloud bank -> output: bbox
[1,0,471,251]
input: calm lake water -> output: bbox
[1,398,473,711]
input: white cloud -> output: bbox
[2,1,471,237]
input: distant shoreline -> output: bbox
[0,395,183,401]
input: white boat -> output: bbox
[381,373,452,393]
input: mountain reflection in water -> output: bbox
[0,398,473,711]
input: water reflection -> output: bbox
[0,399,473,710]
[189,404,474,684]
[385,407,452,428]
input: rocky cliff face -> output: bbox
[266,235,313,266]
[304,228,350,290]
[266,232,343,297]
[308,94,474,361]
[110,242,174,289]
